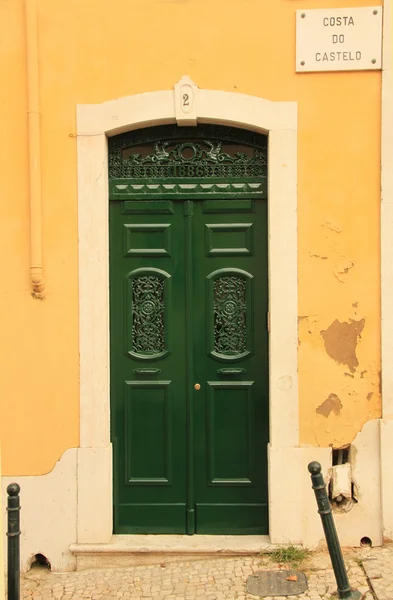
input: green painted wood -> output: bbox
[109,178,266,200]
[184,200,195,534]
[192,199,269,534]
[109,127,268,535]
[110,200,188,533]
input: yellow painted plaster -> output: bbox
[0,0,382,474]
[0,446,4,600]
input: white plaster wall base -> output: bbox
[1,446,113,573]
[380,418,393,541]
[77,446,112,544]
[2,449,77,573]
[269,419,383,549]
[268,445,331,548]
[335,419,382,547]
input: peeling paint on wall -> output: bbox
[317,393,343,417]
[299,307,380,447]
[309,252,328,260]
[321,318,365,373]
[333,258,355,282]
[323,221,342,233]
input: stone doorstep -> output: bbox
[69,534,287,570]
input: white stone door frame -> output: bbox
[76,79,298,543]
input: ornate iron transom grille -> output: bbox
[108,124,267,199]
[214,276,247,355]
[110,140,266,179]
[132,275,165,355]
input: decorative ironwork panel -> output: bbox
[110,140,266,180]
[214,276,247,355]
[108,124,267,199]
[132,275,165,355]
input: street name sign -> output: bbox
[296,6,383,72]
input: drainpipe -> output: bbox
[25,0,44,298]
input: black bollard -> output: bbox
[308,462,361,600]
[7,483,21,600]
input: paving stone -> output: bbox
[13,551,378,600]
[358,544,393,600]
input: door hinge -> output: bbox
[267,311,270,332]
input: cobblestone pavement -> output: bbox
[20,552,373,600]
[359,544,393,600]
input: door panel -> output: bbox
[205,223,253,256]
[192,199,269,534]
[202,199,256,213]
[123,223,172,257]
[206,381,255,485]
[110,200,188,533]
[124,380,173,485]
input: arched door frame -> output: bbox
[76,77,299,544]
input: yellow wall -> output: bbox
[0,446,4,600]
[0,0,382,475]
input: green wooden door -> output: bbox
[109,125,269,535]
[192,198,268,534]
[110,199,188,532]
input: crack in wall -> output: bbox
[323,221,342,233]
[333,258,355,282]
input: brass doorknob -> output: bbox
[194,383,201,391]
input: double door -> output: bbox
[110,196,269,534]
